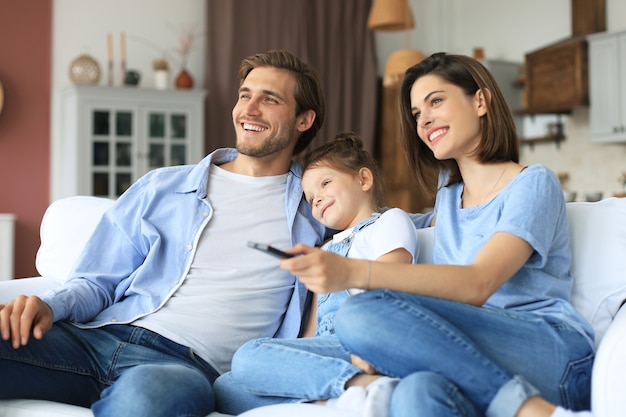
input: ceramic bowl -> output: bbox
[585,191,603,202]
[563,190,577,202]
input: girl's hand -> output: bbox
[351,354,379,375]
[280,243,365,293]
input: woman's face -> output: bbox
[409,74,486,162]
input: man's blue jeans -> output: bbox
[0,322,219,417]
[335,290,594,417]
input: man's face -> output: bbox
[232,66,301,158]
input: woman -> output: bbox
[281,53,594,417]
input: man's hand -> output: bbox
[0,295,53,349]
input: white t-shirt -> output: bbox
[323,208,418,295]
[135,164,294,373]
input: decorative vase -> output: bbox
[69,54,101,85]
[175,68,193,89]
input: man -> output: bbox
[0,50,326,417]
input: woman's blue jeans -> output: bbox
[0,322,219,417]
[334,290,594,417]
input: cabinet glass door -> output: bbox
[90,109,134,198]
[146,110,189,169]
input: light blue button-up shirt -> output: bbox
[42,148,325,339]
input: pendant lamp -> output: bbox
[383,49,426,86]
[368,0,424,83]
[367,0,415,31]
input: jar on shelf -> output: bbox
[152,58,170,90]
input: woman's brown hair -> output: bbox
[398,52,519,192]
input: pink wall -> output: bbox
[0,0,52,278]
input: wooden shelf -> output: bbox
[514,109,572,116]
[520,133,566,149]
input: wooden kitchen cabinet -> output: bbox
[524,36,588,114]
[588,31,626,143]
[60,85,206,198]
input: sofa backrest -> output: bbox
[567,198,626,346]
[36,196,115,284]
[35,196,626,347]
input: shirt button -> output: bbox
[111,318,117,322]
[203,211,209,217]
[187,245,193,251]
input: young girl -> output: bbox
[280,53,594,417]
[213,132,418,415]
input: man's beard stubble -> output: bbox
[236,121,297,158]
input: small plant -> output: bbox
[152,58,169,71]
[129,22,203,70]
[168,22,203,69]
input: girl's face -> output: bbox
[409,74,487,162]
[302,164,374,230]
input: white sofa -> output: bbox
[1,196,626,417]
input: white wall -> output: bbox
[375,0,626,200]
[50,0,206,200]
[51,0,626,200]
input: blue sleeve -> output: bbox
[42,178,151,323]
[408,211,434,229]
[496,166,568,266]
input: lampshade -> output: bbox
[383,49,426,86]
[368,0,415,31]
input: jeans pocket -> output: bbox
[559,352,594,410]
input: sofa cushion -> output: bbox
[415,227,434,264]
[239,403,359,417]
[567,198,626,346]
[0,399,233,417]
[35,196,115,284]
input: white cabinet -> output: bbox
[588,31,626,143]
[0,213,15,281]
[60,86,206,198]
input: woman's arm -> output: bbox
[282,231,533,306]
[300,246,413,338]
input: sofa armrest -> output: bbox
[0,277,60,304]
[592,305,626,417]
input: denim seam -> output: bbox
[333,366,363,397]
[0,350,94,377]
